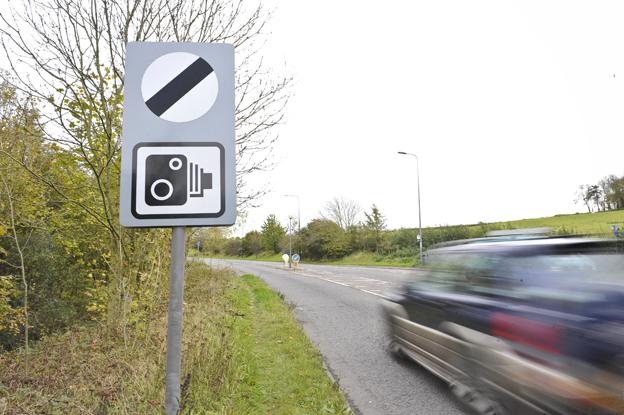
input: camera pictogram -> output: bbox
[132,142,224,219]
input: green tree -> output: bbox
[261,215,286,254]
[192,228,229,255]
[241,231,263,257]
[603,175,624,210]
[364,204,386,252]
[0,81,109,350]
[300,219,348,260]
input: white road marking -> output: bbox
[208,259,404,300]
[285,267,393,299]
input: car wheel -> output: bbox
[447,343,508,415]
[450,380,507,415]
[388,338,407,361]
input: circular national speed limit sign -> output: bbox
[141,52,219,123]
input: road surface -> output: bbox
[206,259,468,415]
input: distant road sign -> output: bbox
[119,42,236,227]
[292,254,300,263]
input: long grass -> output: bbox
[0,263,351,414]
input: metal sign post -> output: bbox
[165,227,186,414]
[119,42,236,415]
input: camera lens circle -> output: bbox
[169,157,182,171]
[150,179,173,201]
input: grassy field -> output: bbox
[0,263,351,414]
[481,209,624,236]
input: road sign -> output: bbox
[119,42,236,227]
[292,254,300,263]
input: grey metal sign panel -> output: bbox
[119,42,236,227]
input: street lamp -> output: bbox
[283,194,301,254]
[283,194,300,234]
[397,151,424,265]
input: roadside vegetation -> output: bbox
[0,263,351,414]
[0,0,288,354]
[194,206,624,267]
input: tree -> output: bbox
[321,197,360,230]
[260,215,285,254]
[575,185,599,213]
[601,175,624,210]
[576,176,624,212]
[241,231,262,257]
[192,228,229,255]
[300,219,348,260]
[224,238,242,257]
[587,185,603,212]
[364,204,386,253]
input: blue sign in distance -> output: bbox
[292,254,300,262]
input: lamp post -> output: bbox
[283,194,301,253]
[397,151,423,265]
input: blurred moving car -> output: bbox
[382,233,624,415]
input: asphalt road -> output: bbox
[206,259,468,415]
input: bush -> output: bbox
[300,219,348,260]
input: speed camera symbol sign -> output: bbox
[132,142,224,219]
[142,52,218,123]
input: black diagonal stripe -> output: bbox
[145,57,213,116]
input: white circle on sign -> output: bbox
[169,157,183,170]
[141,52,218,123]
[150,179,174,201]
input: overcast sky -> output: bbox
[236,0,624,235]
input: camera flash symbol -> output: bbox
[189,162,212,197]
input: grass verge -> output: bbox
[0,263,351,414]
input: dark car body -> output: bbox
[382,237,624,414]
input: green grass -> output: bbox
[184,274,350,414]
[480,209,624,236]
[203,251,415,268]
[315,251,415,267]
[0,263,351,414]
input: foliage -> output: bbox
[189,228,229,255]
[0,264,351,414]
[224,237,242,256]
[300,219,348,260]
[0,81,111,350]
[364,204,386,252]
[0,0,289,352]
[241,231,263,257]
[260,215,286,254]
[576,174,624,212]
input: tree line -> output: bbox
[576,174,624,213]
[192,197,512,262]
